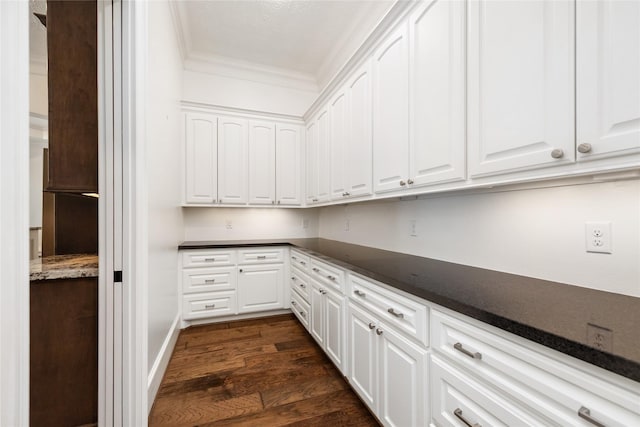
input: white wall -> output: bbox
[29,72,47,116]
[146,0,184,377]
[318,180,640,297]
[183,207,319,241]
[182,69,317,117]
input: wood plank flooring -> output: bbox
[149,314,379,427]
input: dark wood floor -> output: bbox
[149,314,378,426]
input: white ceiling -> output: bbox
[29,0,48,74]
[173,0,395,91]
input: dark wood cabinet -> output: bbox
[30,277,98,427]
[46,0,98,193]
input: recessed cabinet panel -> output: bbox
[409,0,466,187]
[348,302,378,411]
[373,24,410,194]
[248,121,276,205]
[310,280,325,346]
[317,108,331,202]
[182,266,236,294]
[275,124,302,205]
[468,0,575,177]
[218,116,248,204]
[346,61,373,197]
[305,121,319,204]
[237,264,284,314]
[185,113,218,204]
[577,0,640,160]
[330,90,348,200]
[324,288,345,371]
[183,291,237,320]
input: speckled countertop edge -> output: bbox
[30,254,99,281]
[178,238,640,383]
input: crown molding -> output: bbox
[184,52,319,93]
[181,100,304,124]
[168,0,190,62]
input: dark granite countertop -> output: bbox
[30,254,99,281]
[179,238,640,382]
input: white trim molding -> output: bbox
[147,314,181,413]
[0,1,30,425]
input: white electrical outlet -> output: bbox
[225,220,233,230]
[585,221,612,254]
[410,220,418,237]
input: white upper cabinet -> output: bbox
[346,60,373,197]
[248,120,276,205]
[467,0,575,177]
[316,107,331,203]
[409,0,466,187]
[305,120,318,204]
[577,0,640,160]
[184,112,217,204]
[218,116,248,204]
[275,124,302,205]
[373,24,410,193]
[330,89,348,200]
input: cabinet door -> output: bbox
[305,121,318,204]
[409,0,466,187]
[348,302,378,412]
[346,60,373,197]
[275,124,302,205]
[468,0,575,177]
[373,24,410,194]
[248,121,276,205]
[378,324,428,427]
[237,264,284,314]
[577,0,640,160]
[309,280,325,346]
[316,108,331,202]
[218,116,248,204]
[330,89,348,200]
[324,288,345,373]
[184,113,217,204]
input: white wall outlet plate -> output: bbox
[585,221,612,254]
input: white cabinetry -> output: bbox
[577,0,640,161]
[218,116,248,204]
[409,0,465,187]
[184,112,217,204]
[248,120,276,205]
[329,88,348,200]
[310,280,346,374]
[467,0,575,177]
[348,301,428,427]
[306,107,331,205]
[373,24,410,194]
[305,121,318,204]
[237,263,284,314]
[275,124,302,205]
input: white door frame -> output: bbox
[0,1,30,425]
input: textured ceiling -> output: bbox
[180,0,394,84]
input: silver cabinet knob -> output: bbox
[299,283,306,289]
[407,179,414,185]
[578,143,592,154]
[551,148,564,159]
[376,328,383,335]
[399,180,406,186]
[277,200,281,204]
[368,322,375,330]
[291,300,296,306]
[239,269,243,273]
[271,200,275,204]
[291,276,296,281]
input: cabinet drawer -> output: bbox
[182,291,237,320]
[309,258,345,293]
[349,274,428,346]
[182,249,236,268]
[290,269,310,302]
[290,289,310,330]
[182,266,236,294]
[432,309,640,426]
[237,247,284,265]
[431,354,544,427]
[290,249,310,271]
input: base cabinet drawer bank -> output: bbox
[179,243,640,427]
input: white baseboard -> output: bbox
[182,309,292,328]
[147,313,181,414]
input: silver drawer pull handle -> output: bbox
[204,279,216,283]
[354,290,366,297]
[327,275,336,281]
[300,261,306,265]
[204,304,215,309]
[300,284,306,289]
[578,406,606,427]
[291,256,297,260]
[454,342,482,360]
[368,322,375,330]
[204,257,215,262]
[312,267,320,272]
[291,277,296,280]
[291,301,297,306]
[387,308,404,318]
[376,328,383,335]
[300,311,306,318]
[257,255,266,259]
[454,408,481,427]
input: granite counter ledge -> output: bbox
[178,238,640,382]
[30,254,99,281]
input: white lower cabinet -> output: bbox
[309,279,346,374]
[237,264,284,314]
[348,301,428,427]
